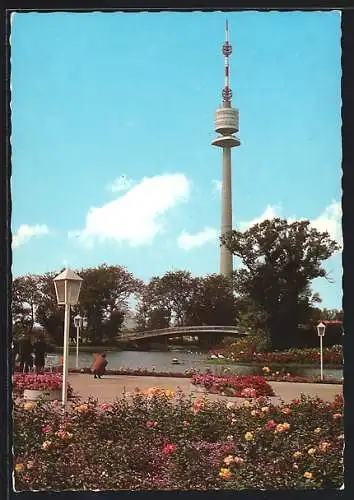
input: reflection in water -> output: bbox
[49,350,342,379]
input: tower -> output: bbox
[211,20,240,277]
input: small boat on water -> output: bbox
[171,358,181,365]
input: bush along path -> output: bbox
[13,390,343,490]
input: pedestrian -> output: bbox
[18,335,33,373]
[91,352,108,379]
[11,339,19,373]
[33,335,46,373]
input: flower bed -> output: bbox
[191,373,275,398]
[12,373,74,399]
[13,392,343,490]
[209,345,343,366]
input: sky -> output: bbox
[10,10,342,309]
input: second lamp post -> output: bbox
[73,314,83,370]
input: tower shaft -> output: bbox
[220,147,233,275]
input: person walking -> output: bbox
[18,335,33,373]
[33,335,46,373]
[91,352,108,379]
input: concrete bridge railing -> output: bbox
[118,325,248,342]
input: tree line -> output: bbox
[12,218,341,350]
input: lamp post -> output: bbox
[54,269,83,406]
[316,322,326,381]
[73,314,83,370]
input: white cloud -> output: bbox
[178,227,218,250]
[107,175,134,193]
[239,201,342,246]
[71,173,190,247]
[310,201,342,246]
[12,224,49,248]
[212,179,222,194]
[239,204,281,231]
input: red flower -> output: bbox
[162,443,176,455]
[266,420,277,430]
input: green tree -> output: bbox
[185,274,236,326]
[222,218,340,350]
[76,264,142,343]
[35,272,65,344]
[11,275,41,336]
[136,271,195,329]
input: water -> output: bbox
[47,350,342,379]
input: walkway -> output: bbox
[68,374,342,405]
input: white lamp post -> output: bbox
[54,269,83,406]
[316,322,326,381]
[73,314,83,370]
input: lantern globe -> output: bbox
[317,322,326,337]
[53,268,83,305]
[74,314,83,328]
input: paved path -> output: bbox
[68,374,342,405]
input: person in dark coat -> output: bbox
[91,352,108,379]
[11,340,19,373]
[18,335,33,373]
[33,335,46,373]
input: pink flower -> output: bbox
[146,420,158,428]
[162,443,176,455]
[99,403,111,411]
[41,424,52,433]
[266,419,277,430]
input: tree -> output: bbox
[135,271,195,330]
[11,275,41,337]
[102,309,125,341]
[75,264,143,343]
[35,272,65,344]
[222,218,340,350]
[185,274,236,326]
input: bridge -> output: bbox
[118,325,248,348]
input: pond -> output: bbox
[46,349,342,379]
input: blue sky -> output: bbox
[11,11,342,308]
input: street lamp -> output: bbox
[54,268,83,406]
[73,314,83,370]
[316,322,326,381]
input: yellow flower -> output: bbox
[165,389,175,398]
[262,366,270,374]
[304,471,313,479]
[293,451,302,459]
[219,467,232,479]
[314,427,321,433]
[243,400,251,408]
[261,406,269,413]
[282,422,290,431]
[23,401,36,410]
[15,463,24,472]
[41,440,52,450]
[226,401,235,410]
[74,404,89,413]
[308,448,316,456]
[244,432,253,441]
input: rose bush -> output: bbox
[13,391,343,491]
[191,373,275,398]
[209,345,343,366]
[13,373,74,399]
